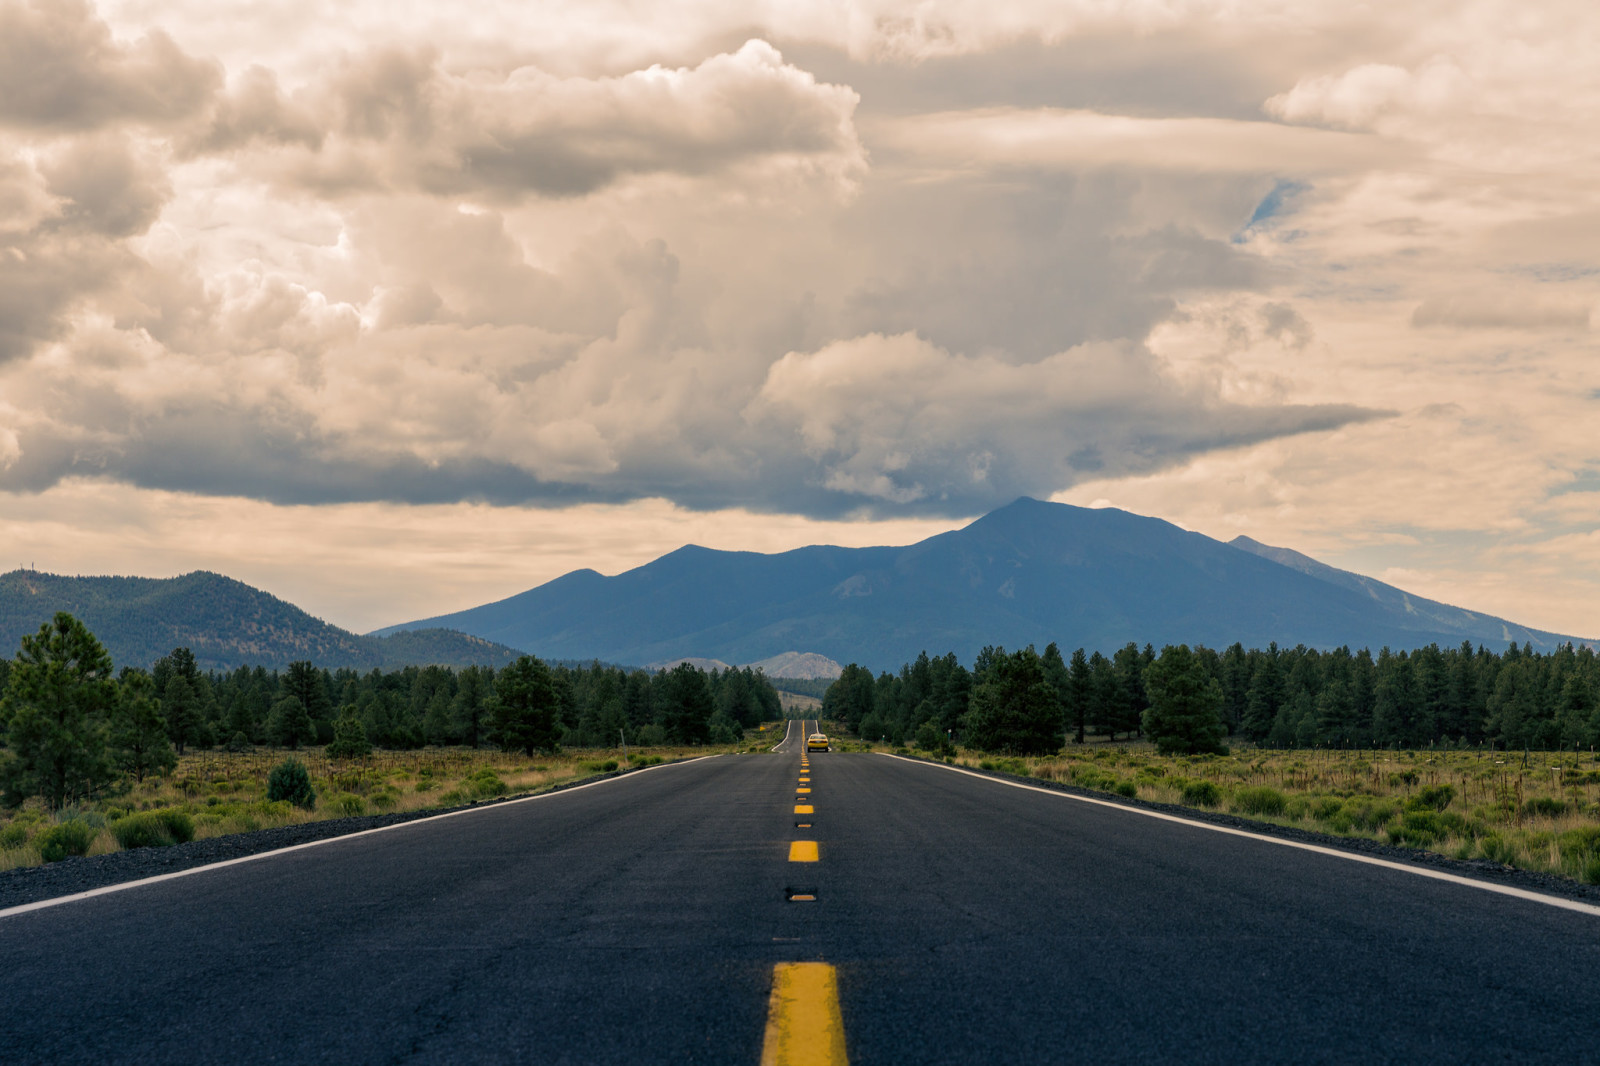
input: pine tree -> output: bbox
[0,613,119,810]
[1141,644,1227,755]
[962,647,1063,755]
[109,671,177,784]
[492,656,561,755]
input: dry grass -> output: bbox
[870,741,1600,884]
[1,730,774,871]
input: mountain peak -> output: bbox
[382,499,1588,668]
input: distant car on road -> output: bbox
[807,733,830,752]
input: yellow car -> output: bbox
[807,733,830,752]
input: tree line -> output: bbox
[824,640,1600,756]
[0,612,780,810]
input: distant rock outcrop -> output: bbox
[744,652,843,680]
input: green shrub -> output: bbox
[329,793,365,816]
[36,820,97,862]
[601,759,619,772]
[370,788,398,811]
[1409,785,1457,812]
[1181,780,1222,807]
[1309,796,1346,820]
[1389,810,1468,847]
[1115,781,1138,798]
[438,789,465,805]
[110,809,196,849]
[0,822,31,849]
[1479,833,1516,864]
[266,757,317,810]
[1523,796,1567,818]
[1284,795,1311,820]
[465,769,507,798]
[1234,787,1287,817]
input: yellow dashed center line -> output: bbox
[794,805,813,814]
[788,840,818,862]
[761,963,849,1066]
[796,787,811,794]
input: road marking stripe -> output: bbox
[789,840,819,862]
[794,805,814,814]
[761,963,849,1066]
[0,756,721,922]
[879,754,1600,918]
[796,787,812,793]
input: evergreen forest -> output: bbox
[825,640,1600,756]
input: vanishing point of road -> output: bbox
[5,719,1599,1064]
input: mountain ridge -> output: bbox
[0,569,527,672]
[379,497,1591,669]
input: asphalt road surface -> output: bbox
[6,729,1600,1064]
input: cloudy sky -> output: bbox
[1,0,1596,638]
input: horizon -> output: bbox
[7,494,1594,646]
[2,2,1597,639]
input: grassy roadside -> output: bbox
[1,728,783,871]
[855,741,1600,885]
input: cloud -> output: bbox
[876,107,1399,176]
[227,39,865,200]
[1264,60,1472,132]
[748,331,1381,510]
[0,0,219,131]
[1411,291,1593,331]
[0,141,159,362]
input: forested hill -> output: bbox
[378,497,1590,670]
[0,570,525,672]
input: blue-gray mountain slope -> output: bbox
[377,498,1588,670]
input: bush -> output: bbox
[0,821,31,849]
[370,788,399,811]
[1523,796,1568,818]
[1115,781,1138,798]
[1309,796,1346,821]
[111,809,196,849]
[465,769,507,798]
[914,722,957,758]
[1180,780,1222,807]
[1234,787,1287,817]
[601,759,619,772]
[1389,810,1466,847]
[266,757,317,810]
[36,820,97,862]
[330,793,365,816]
[1409,785,1457,812]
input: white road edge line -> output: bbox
[770,719,797,752]
[879,753,1600,919]
[0,755,719,922]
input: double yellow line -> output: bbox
[762,730,848,1065]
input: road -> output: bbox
[5,730,1600,1063]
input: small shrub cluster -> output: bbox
[36,820,98,863]
[110,809,195,849]
[1180,780,1222,807]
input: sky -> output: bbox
[1,0,1596,638]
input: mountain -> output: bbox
[378,497,1591,670]
[744,652,844,680]
[0,570,526,672]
